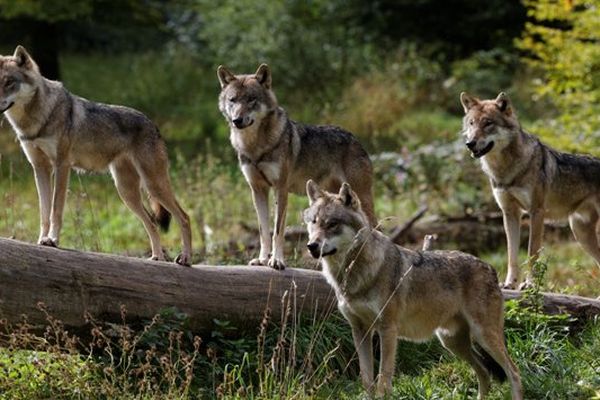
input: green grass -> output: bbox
[1,303,599,399]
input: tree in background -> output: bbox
[0,0,94,79]
[0,0,170,80]
[194,0,378,99]
[518,0,600,151]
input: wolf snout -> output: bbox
[0,101,14,113]
[307,242,320,258]
[466,140,477,150]
[232,117,254,129]
[232,117,245,128]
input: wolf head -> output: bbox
[460,92,520,158]
[217,64,278,130]
[303,180,369,259]
[0,46,41,113]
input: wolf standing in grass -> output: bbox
[461,92,600,289]
[0,46,192,266]
[304,180,522,399]
[217,64,375,270]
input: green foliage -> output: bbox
[450,48,520,99]
[324,44,447,149]
[194,0,378,104]
[61,49,224,145]
[518,0,600,152]
[0,0,92,22]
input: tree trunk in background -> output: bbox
[0,237,599,346]
[30,20,60,80]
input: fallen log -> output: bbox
[502,289,600,319]
[0,237,336,340]
[0,237,598,345]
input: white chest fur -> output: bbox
[493,186,532,210]
[240,161,281,185]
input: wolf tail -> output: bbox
[473,342,507,382]
[149,198,171,232]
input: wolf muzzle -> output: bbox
[0,101,14,113]
[466,140,494,158]
[307,241,337,258]
[232,117,254,129]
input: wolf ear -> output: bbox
[495,92,512,115]
[339,182,361,210]
[255,64,272,89]
[13,45,35,69]
[460,92,479,113]
[217,65,237,88]
[306,180,323,204]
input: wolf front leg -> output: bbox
[43,162,71,247]
[21,144,52,244]
[376,326,398,397]
[249,183,271,266]
[269,186,288,270]
[522,208,545,290]
[351,324,375,395]
[501,204,522,289]
[29,155,53,244]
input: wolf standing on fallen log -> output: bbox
[217,63,375,270]
[0,46,192,266]
[461,92,600,289]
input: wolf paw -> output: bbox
[500,281,517,290]
[518,280,534,291]
[148,255,166,262]
[175,253,192,267]
[249,258,269,266]
[268,257,286,271]
[38,237,58,247]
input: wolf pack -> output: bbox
[2,45,599,398]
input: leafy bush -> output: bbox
[323,43,447,149]
[449,48,520,101]
[517,0,600,153]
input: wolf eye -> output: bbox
[228,97,237,103]
[469,119,474,126]
[4,78,15,88]
[482,119,493,127]
[325,220,339,229]
[247,96,257,103]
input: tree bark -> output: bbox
[0,237,598,342]
[0,237,336,339]
[30,20,61,80]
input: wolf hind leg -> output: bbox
[470,321,523,400]
[569,208,600,268]
[436,318,491,400]
[110,157,165,261]
[135,153,192,267]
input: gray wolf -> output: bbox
[217,63,375,270]
[304,179,522,399]
[0,46,192,266]
[461,91,600,289]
